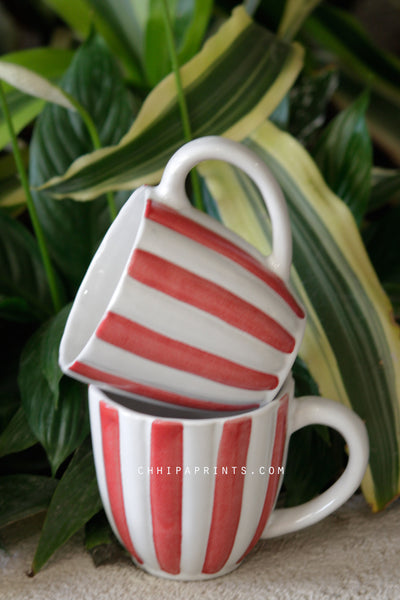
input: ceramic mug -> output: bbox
[59,137,306,411]
[89,376,368,580]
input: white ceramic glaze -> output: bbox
[60,137,306,410]
[89,376,368,581]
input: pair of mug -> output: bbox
[60,137,369,580]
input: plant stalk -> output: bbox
[0,82,63,313]
[160,0,204,211]
[65,92,117,220]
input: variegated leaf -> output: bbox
[199,120,400,511]
[40,6,304,200]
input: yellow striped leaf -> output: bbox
[199,120,400,511]
[40,6,304,200]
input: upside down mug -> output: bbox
[59,136,306,411]
[89,376,369,580]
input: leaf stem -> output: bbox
[65,92,117,220]
[160,0,204,211]
[0,82,63,313]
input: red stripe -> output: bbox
[238,394,289,562]
[71,362,259,411]
[99,401,142,563]
[202,418,252,574]
[145,199,304,319]
[96,311,279,391]
[129,249,295,353]
[150,421,183,575]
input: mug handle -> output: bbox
[154,136,292,282]
[261,396,369,538]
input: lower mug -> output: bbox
[88,376,368,581]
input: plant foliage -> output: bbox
[0,0,399,573]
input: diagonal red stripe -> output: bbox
[202,417,252,574]
[145,199,305,319]
[99,401,142,563]
[96,312,279,391]
[71,362,260,411]
[237,394,289,562]
[150,421,183,575]
[129,249,295,353]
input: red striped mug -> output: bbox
[60,137,306,410]
[89,376,368,580]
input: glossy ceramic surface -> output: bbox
[59,137,306,410]
[89,376,368,580]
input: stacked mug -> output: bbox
[59,137,368,581]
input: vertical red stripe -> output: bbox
[145,199,305,318]
[238,394,289,562]
[150,421,183,575]
[202,418,252,574]
[99,401,142,563]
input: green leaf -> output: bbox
[32,438,102,574]
[364,204,400,290]
[333,72,400,167]
[0,407,37,458]
[29,34,134,294]
[144,0,213,86]
[84,511,113,552]
[0,48,73,151]
[0,474,57,529]
[288,67,338,145]
[200,119,400,511]
[84,511,125,566]
[313,92,372,225]
[301,3,400,164]
[43,0,145,84]
[0,60,76,110]
[278,0,321,41]
[0,150,27,214]
[369,168,400,212]
[18,306,89,475]
[283,423,345,507]
[304,3,400,108]
[40,7,304,200]
[0,320,33,431]
[0,212,62,321]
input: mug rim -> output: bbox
[88,375,295,425]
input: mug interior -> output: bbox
[91,374,294,422]
[59,188,149,366]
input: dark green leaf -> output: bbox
[0,212,63,321]
[283,425,345,507]
[269,95,290,129]
[0,474,57,529]
[0,408,37,458]
[144,0,213,86]
[32,438,102,574]
[288,67,338,144]
[0,320,34,431]
[84,511,113,551]
[383,282,400,322]
[369,169,400,212]
[40,9,303,200]
[313,91,372,225]
[364,204,400,288]
[29,34,134,294]
[84,511,126,566]
[304,3,400,101]
[333,71,400,167]
[18,306,89,475]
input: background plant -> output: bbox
[0,0,399,573]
